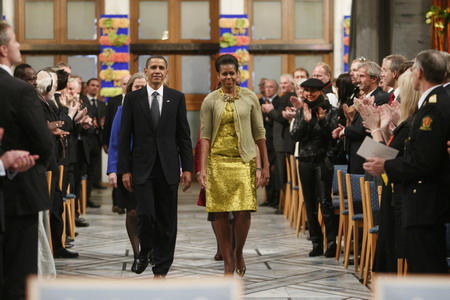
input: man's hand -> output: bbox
[181,171,192,192]
[282,106,296,120]
[447,140,450,156]
[332,124,344,139]
[1,150,39,173]
[48,120,64,131]
[74,107,88,123]
[0,127,4,141]
[363,157,386,176]
[261,103,274,114]
[108,172,117,188]
[122,172,133,192]
[80,116,93,129]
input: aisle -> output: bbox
[55,184,371,299]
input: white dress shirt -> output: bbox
[146,84,164,115]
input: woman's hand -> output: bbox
[343,104,356,124]
[290,95,303,109]
[199,169,207,189]
[108,173,117,188]
[302,102,312,122]
[316,107,326,121]
[256,169,263,188]
[260,166,270,187]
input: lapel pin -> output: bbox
[167,100,170,103]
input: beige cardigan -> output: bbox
[200,87,266,163]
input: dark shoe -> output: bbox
[75,218,90,227]
[66,236,74,243]
[134,250,154,274]
[112,205,120,213]
[235,267,246,277]
[273,209,283,215]
[324,242,337,258]
[309,243,324,257]
[65,241,74,249]
[154,274,166,279]
[87,201,101,208]
[214,253,223,261]
[131,259,138,273]
[117,208,125,215]
[54,248,79,259]
[259,201,271,207]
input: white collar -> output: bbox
[418,85,440,108]
[146,84,164,97]
[0,64,13,76]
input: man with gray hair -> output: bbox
[380,54,407,104]
[364,50,450,274]
[312,62,338,107]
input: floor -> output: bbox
[54,183,371,300]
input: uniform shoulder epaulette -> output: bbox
[428,94,437,104]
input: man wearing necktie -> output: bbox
[80,78,106,207]
[118,55,193,277]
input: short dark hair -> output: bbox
[293,67,310,78]
[415,50,447,84]
[384,54,408,72]
[86,78,100,86]
[145,55,168,69]
[13,63,33,79]
[215,54,239,73]
[54,68,70,91]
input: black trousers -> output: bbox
[134,157,178,275]
[406,224,448,274]
[265,149,279,205]
[48,157,64,251]
[1,213,38,300]
[298,157,336,244]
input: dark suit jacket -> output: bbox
[345,87,389,174]
[268,92,295,153]
[260,96,277,154]
[0,68,53,216]
[118,86,193,185]
[102,94,123,148]
[385,85,450,226]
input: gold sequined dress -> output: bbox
[206,100,257,212]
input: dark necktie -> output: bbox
[151,91,160,129]
[91,98,98,117]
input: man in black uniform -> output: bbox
[364,50,450,273]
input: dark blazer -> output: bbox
[385,85,450,226]
[268,92,295,153]
[260,96,277,154]
[118,86,193,185]
[372,87,389,106]
[102,94,123,148]
[81,95,107,144]
[0,68,53,216]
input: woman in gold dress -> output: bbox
[199,54,270,276]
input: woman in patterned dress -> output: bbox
[199,54,270,276]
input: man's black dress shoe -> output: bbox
[259,202,270,207]
[65,241,74,249]
[134,252,150,274]
[87,201,101,208]
[93,184,107,190]
[131,259,138,273]
[75,218,90,227]
[324,242,337,258]
[54,248,79,258]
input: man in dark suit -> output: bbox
[0,21,53,300]
[259,79,280,207]
[364,50,450,274]
[118,55,193,277]
[80,78,106,206]
[335,60,389,174]
[102,75,130,214]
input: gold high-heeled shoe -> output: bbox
[235,267,246,277]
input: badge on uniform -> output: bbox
[428,94,437,103]
[419,116,433,131]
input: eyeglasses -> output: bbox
[357,56,367,62]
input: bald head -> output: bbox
[121,74,131,94]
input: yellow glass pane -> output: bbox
[139,1,168,39]
[295,0,323,39]
[253,1,282,40]
[25,1,54,40]
[67,1,97,40]
[181,1,210,40]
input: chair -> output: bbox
[295,158,307,236]
[45,171,53,254]
[283,155,292,218]
[288,155,299,227]
[362,181,381,285]
[343,174,365,272]
[335,167,348,260]
[79,175,88,216]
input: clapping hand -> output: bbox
[302,102,312,122]
[290,95,303,109]
[282,106,296,120]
